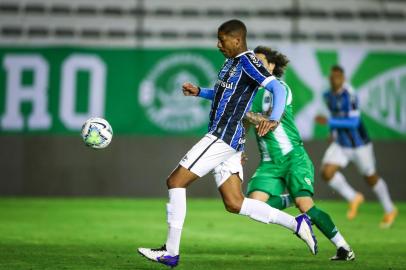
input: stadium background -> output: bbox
[0,0,406,200]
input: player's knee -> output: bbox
[166,175,184,189]
[321,166,334,181]
[320,169,330,181]
[364,174,379,186]
[224,199,243,214]
[296,203,312,213]
[166,166,193,189]
[248,191,269,202]
[295,197,314,213]
[166,176,176,189]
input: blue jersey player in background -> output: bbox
[138,19,317,268]
[315,65,398,228]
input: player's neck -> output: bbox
[232,45,248,58]
[332,86,344,94]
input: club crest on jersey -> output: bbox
[139,53,216,132]
[228,66,237,77]
[304,177,312,185]
[262,91,273,113]
[264,96,271,103]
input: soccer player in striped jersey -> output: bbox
[244,46,354,261]
[315,65,398,228]
[138,20,317,268]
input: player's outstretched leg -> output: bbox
[220,175,318,255]
[365,174,398,228]
[296,196,355,261]
[322,165,364,220]
[138,166,198,268]
[308,206,354,261]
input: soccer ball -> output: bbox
[81,117,113,149]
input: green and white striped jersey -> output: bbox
[251,80,303,163]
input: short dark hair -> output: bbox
[254,46,289,77]
[331,65,345,74]
[218,19,247,37]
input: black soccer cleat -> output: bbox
[330,247,355,261]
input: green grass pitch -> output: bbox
[0,198,404,270]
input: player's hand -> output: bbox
[256,120,279,137]
[315,115,328,125]
[182,82,200,96]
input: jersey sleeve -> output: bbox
[328,89,361,129]
[263,80,287,121]
[250,88,264,113]
[198,87,214,100]
[241,53,276,86]
[346,88,360,117]
[329,117,360,128]
[337,88,360,117]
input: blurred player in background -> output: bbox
[244,46,354,261]
[137,19,317,268]
[315,65,398,228]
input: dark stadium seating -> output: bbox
[0,0,405,46]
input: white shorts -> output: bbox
[322,142,376,176]
[179,134,243,187]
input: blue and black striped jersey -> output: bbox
[323,87,370,148]
[208,50,276,150]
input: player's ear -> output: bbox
[234,36,240,47]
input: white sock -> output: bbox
[239,198,297,231]
[372,178,394,213]
[165,188,186,256]
[330,231,350,250]
[328,172,357,202]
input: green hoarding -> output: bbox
[0,46,405,139]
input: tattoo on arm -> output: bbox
[244,112,269,125]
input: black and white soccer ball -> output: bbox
[81,117,113,149]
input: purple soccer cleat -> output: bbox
[157,254,180,267]
[295,214,318,255]
[138,245,180,268]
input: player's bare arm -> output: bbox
[245,111,267,126]
[245,111,278,137]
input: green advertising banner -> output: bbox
[0,46,406,139]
